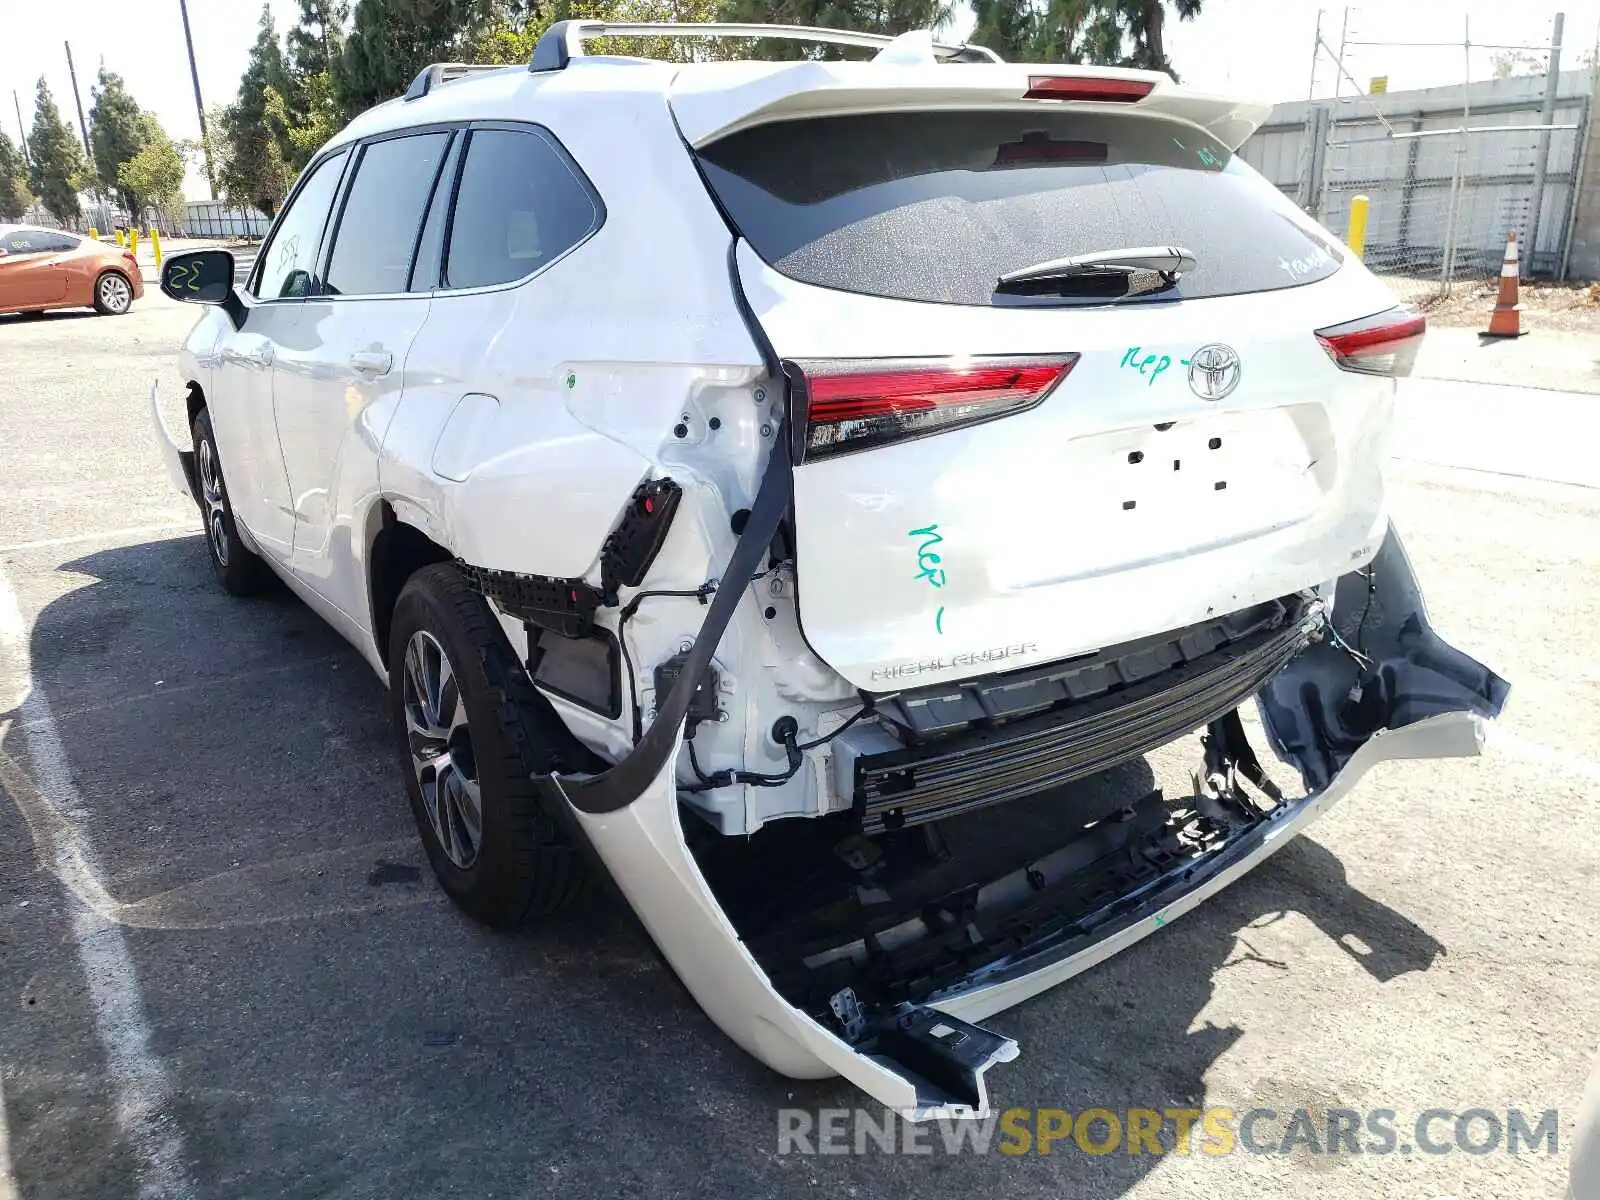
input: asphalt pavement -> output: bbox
[0,290,1595,1199]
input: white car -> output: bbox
[151,22,1509,1119]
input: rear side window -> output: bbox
[443,128,600,290]
[2,230,77,253]
[325,131,452,296]
[696,110,1343,306]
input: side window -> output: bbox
[408,135,464,292]
[252,148,349,300]
[2,230,48,254]
[34,232,79,253]
[443,128,600,291]
[324,131,451,296]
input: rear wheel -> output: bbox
[191,409,272,596]
[388,563,595,928]
[388,564,590,926]
[93,270,133,315]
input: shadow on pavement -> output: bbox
[0,309,101,324]
[0,535,1445,1198]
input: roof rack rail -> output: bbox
[528,21,1002,72]
[404,62,515,101]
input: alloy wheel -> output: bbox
[196,436,230,567]
[402,630,482,869]
[99,273,132,313]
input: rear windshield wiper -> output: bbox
[996,246,1197,297]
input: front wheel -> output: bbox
[93,270,133,315]
[388,564,590,926]
[191,409,272,596]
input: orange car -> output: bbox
[0,224,143,316]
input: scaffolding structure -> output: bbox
[1286,7,1587,300]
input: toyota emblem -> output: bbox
[1188,344,1241,401]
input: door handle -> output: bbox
[348,350,392,377]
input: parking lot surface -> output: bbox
[1,293,1596,1199]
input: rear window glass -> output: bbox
[696,110,1342,306]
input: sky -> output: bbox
[3,0,1597,201]
[0,0,303,200]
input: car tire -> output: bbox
[92,270,134,315]
[388,564,591,927]
[191,408,273,596]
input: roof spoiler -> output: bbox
[527,21,1002,71]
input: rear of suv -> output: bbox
[151,22,1507,1119]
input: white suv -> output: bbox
[151,22,1508,1119]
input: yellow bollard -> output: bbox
[115,229,125,247]
[129,229,139,260]
[88,227,99,241]
[150,228,162,269]
[1345,194,1370,260]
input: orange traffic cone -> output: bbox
[1482,229,1524,338]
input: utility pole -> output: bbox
[177,0,217,199]
[64,41,92,158]
[1525,11,1565,276]
[12,89,28,166]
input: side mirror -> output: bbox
[160,249,244,326]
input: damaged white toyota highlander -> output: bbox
[150,22,1509,1119]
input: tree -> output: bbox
[118,116,186,218]
[287,0,351,80]
[969,0,1201,76]
[27,78,87,222]
[1492,45,1595,78]
[89,67,148,212]
[336,0,496,116]
[719,0,954,55]
[0,132,31,220]
[219,6,293,217]
[1118,0,1200,74]
[464,0,725,66]
[272,0,350,170]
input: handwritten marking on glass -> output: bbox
[1277,243,1336,280]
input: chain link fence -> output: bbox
[1239,7,1595,304]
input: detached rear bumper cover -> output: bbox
[532,530,1505,1120]
[556,707,1491,1118]
[526,424,1507,1119]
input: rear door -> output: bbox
[275,128,452,621]
[693,97,1409,691]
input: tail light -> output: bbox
[787,355,1078,461]
[1025,76,1155,103]
[1315,308,1426,377]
